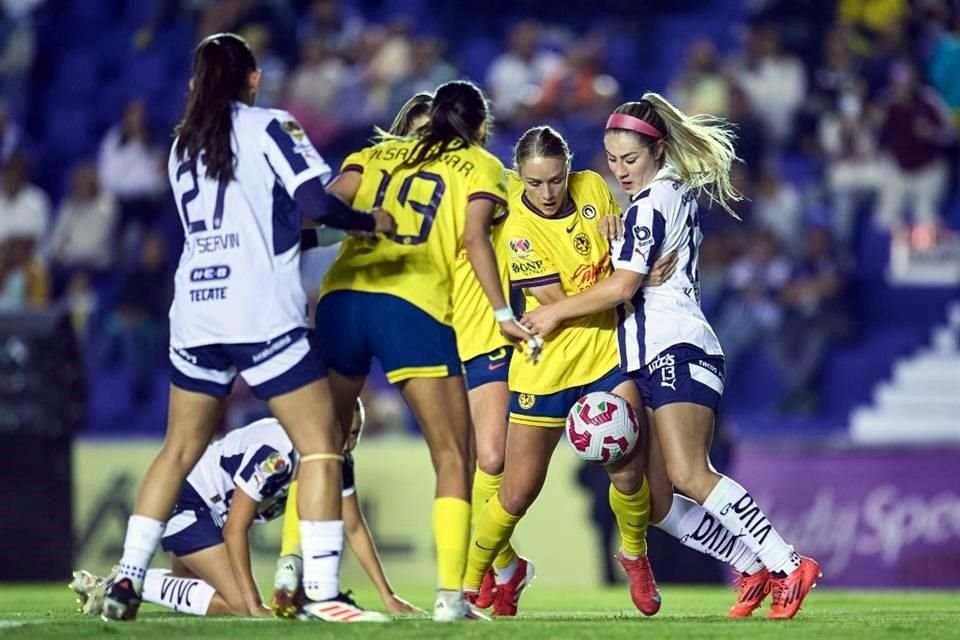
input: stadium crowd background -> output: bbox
[1,0,958,443]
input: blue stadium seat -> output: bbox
[51,49,100,98]
[44,105,95,157]
[457,36,501,84]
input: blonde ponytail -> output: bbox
[610,93,743,218]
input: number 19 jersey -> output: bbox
[320,138,508,325]
[168,102,331,348]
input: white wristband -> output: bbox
[494,307,515,322]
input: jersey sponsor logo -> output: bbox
[573,232,591,256]
[193,232,240,253]
[189,287,227,302]
[509,238,532,255]
[518,393,536,410]
[189,265,231,282]
[160,577,197,608]
[566,219,578,234]
[634,226,652,242]
[511,260,544,275]
[582,205,597,219]
[571,254,611,291]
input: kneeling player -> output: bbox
[71,401,404,620]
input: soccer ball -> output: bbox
[564,391,640,465]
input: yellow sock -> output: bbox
[464,494,521,590]
[280,480,302,557]
[433,497,472,591]
[609,477,650,557]
[471,468,518,571]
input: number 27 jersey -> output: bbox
[168,103,332,348]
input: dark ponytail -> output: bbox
[174,33,258,183]
[401,81,491,168]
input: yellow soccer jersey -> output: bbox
[451,216,511,362]
[505,170,622,395]
[321,139,508,325]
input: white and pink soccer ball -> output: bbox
[564,391,640,465]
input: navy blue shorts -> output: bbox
[632,344,725,411]
[509,367,633,427]
[463,346,513,390]
[314,291,461,384]
[170,327,326,400]
[160,483,223,557]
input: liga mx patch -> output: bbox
[518,393,536,410]
[259,452,287,475]
[281,120,305,141]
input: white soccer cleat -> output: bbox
[299,591,390,623]
[271,555,303,619]
[433,590,490,622]
[68,569,106,615]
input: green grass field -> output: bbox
[2,583,958,639]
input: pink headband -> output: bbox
[605,113,664,139]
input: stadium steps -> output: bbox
[850,301,960,444]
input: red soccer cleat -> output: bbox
[491,558,535,617]
[767,556,822,619]
[727,568,771,618]
[616,551,661,616]
[475,569,497,609]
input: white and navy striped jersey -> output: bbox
[168,103,332,349]
[611,166,723,372]
[185,417,298,525]
[184,417,357,526]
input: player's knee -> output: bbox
[498,485,535,517]
[664,460,709,497]
[430,440,470,475]
[157,438,207,475]
[476,447,504,476]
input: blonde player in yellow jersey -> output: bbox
[311,81,536,622]
[463,126,664,617]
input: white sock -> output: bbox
[494,558,518,585]
[117,515,165,590]
[701,476,800,575]
[300,520,344,601]
[142,569,216,616]
[655,493,764,575]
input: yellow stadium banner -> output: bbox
[73,436,606,588]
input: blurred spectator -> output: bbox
[0,236,47,311]
[387,38,456,117]
[487,20,562,122]
[537,36,619,121]
[0,152,49,247]
[286,38,347,144]
[64,270,97,347]
[298,0,365,55]
[365,20,414,120]
[752,167,805,252]
[928,14,960,124]
[0,2,36,115]
[97,99,166,203]
[819,88,885,243]
[0,99,21,164]
[669,39,729,117]
[874,62,953,231]
[713,228,791,375]
[730,24,807,145]
[97,98,166,259]
[839,0,909,56]
[727,84,769,182]
[769,225,854,412]
[797,27,864,150]
[241,23,288,109]
[99,230,171,404]
[48,162,119,275]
